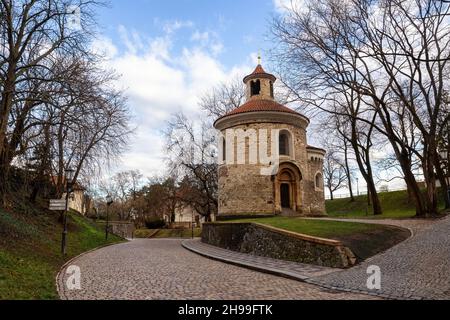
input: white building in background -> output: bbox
[163,205,215,228]
[53,175,91,216]
[68,184,89,215]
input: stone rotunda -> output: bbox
[214,62,326,217]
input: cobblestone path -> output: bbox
[57,239,375,300]
[307,216,450,300]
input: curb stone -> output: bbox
[181,240,310,282]
[182,239,428,301]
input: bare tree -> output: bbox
[323,150,348,200]
[321,113,359,202]
[129,170,143,201]
[164,113,217,221]
[321,95,383,213]
[272,0,450,216]
[200,77,246,118]
[0,0,106,204]
[52,60,130,197]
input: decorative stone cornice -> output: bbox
[214,111,310,131]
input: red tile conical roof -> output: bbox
[224,99,301,117]
[252,64,266,74]
[214,63,309,127]
[243,64,276,83]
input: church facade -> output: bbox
[214,63,326,217]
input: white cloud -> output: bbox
[273,0,306,13]
[118,25,146,55]
[162,19,194,34]
[91,36,118,59]
[190,30,224,56]
[191,31,210,42]
[95,26,254,178]
[149,36,172,60]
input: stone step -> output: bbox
[281,208,302,217]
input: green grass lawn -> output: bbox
[230,217,386,238]
[228,217,410,261]
[326,189,447,219]
[134,228,202,239]
[0,207,123,300]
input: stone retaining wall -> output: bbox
[97,221,135,239]
[202,223,356,268]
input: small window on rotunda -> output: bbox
[251,80,261,96]
[279,132,290,156]
[222,138,226,162]
[315,173,323,189]
[270,81,274,98]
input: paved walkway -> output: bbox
[308,216,450,300]
[184,217,449,300]
[57,239,375,300]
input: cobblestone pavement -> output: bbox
[182,239,337,280]
[307,216,450,300]
[57,239,376,300]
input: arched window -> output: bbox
[222,138,226,162]
[251,80,261,96]
[279,132,290,156]
[315,173,323,189]
[270,81,274,98]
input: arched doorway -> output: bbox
[280,184,291,208]
[274,163,302,213]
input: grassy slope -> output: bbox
[230,217,387,238]
[229,217,410,261]
[0,207,123,300]
[326,189,446,219]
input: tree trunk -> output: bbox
[0,64,18,207]
[366,176,382,215]
[0,160,8,207]
[328,187,334,201]
[349,129,382,215]
[344,143,355,202]
[434,153,450,209]
[380,116,428,217]
[0,64,17,158]
[401,161,427,217]
[422,145,439,216]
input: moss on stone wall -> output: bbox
[202,223,355,268]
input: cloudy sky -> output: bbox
[92,0,294,178]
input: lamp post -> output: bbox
[191,211,195,240]
[61,167,75,256]
[105,194,113,241]
[356,178,360,196]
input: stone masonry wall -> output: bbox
[98,221,135,239]
[306,158,326,215]
[245,77,273,101]
[219,121,316,215]
[219,165,274,215]
[202,223,356,268]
